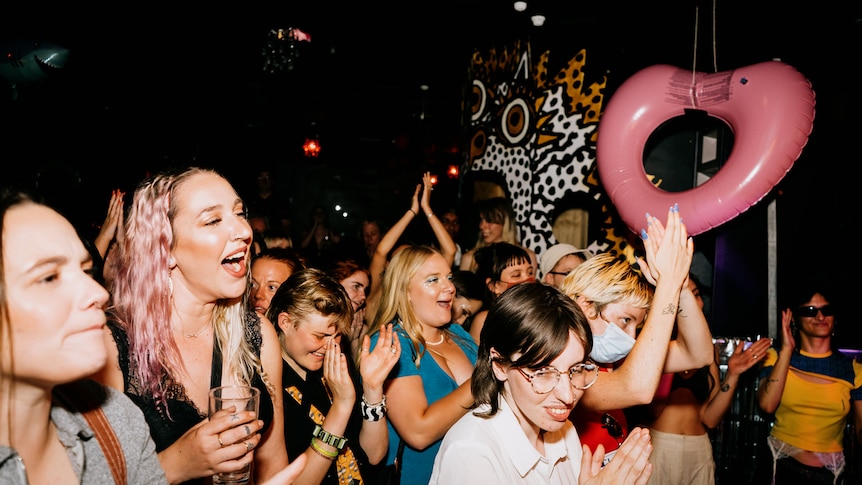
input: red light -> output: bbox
[447,165,459,178]
[430,174,439,186]
[303,138,321,157]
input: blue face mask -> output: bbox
[590,321,636,364]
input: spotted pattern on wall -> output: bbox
[463,41,638,261]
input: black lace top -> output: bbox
[108,311,274,483]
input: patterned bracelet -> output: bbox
[360,394,387,421]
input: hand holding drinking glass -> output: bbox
[209,385,262,484]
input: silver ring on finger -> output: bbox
[391,347,398,354]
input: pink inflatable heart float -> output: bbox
[597,61,816,236]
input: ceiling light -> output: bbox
[531,14,546,27]
[513,2,527,12]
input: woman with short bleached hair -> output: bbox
[558,208,713,468]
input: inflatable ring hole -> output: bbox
[643,111,735,193]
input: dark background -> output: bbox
[2,1,860,346]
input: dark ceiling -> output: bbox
[3,2,862,343]
[2,1,861,226]
[4,1,859,169]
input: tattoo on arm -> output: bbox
[661,303,677,315]
[721,383,731,392]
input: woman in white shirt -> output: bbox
[430,283,653,485]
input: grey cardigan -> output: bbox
[0,379,167,484]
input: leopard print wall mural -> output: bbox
[462,41,640,262]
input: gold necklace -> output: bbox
[183,321,211,338]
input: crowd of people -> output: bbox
[1,163,859,485]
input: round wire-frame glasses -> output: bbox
[516,361,599,394]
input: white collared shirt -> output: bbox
[430,396,582,484]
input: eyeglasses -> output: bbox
[516,362,598,393]
[796,305,834,318]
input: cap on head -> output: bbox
[539,243,592,278]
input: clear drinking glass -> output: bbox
[208,385,261,485]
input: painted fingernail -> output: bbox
[673,203,679,213]
[640,229,648,240]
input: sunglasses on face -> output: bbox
[796,305,834,318]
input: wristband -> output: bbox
[407,209,417,216]
[312,424,348,450]
[310,438,338,460]
[426,212,434,218]
[360,394,387,422]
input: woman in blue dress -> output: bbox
[367,245,478,485]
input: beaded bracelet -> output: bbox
[310,438,338,461]
[360,394,387,422]
[426,212,434,218]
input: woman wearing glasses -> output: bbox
[757,285,862,484]
[430,283,654,484]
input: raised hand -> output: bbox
[323,337,356,407]
[580,427,653,485]
[419,171,434,214]
[94,189,125,258]
[359,323,400,392]
[410,182,421,216]
[728,337,772,376]
[641,204,693,289]
[779,308,797,355]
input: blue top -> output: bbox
[370,322,478,485]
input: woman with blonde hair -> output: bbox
[98,166,290,484]
[366,245,477,485]
[560,207,714,466]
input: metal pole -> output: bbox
[767,199,777,339]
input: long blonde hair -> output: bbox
[368,245,446,366]
[108,166,271,413]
